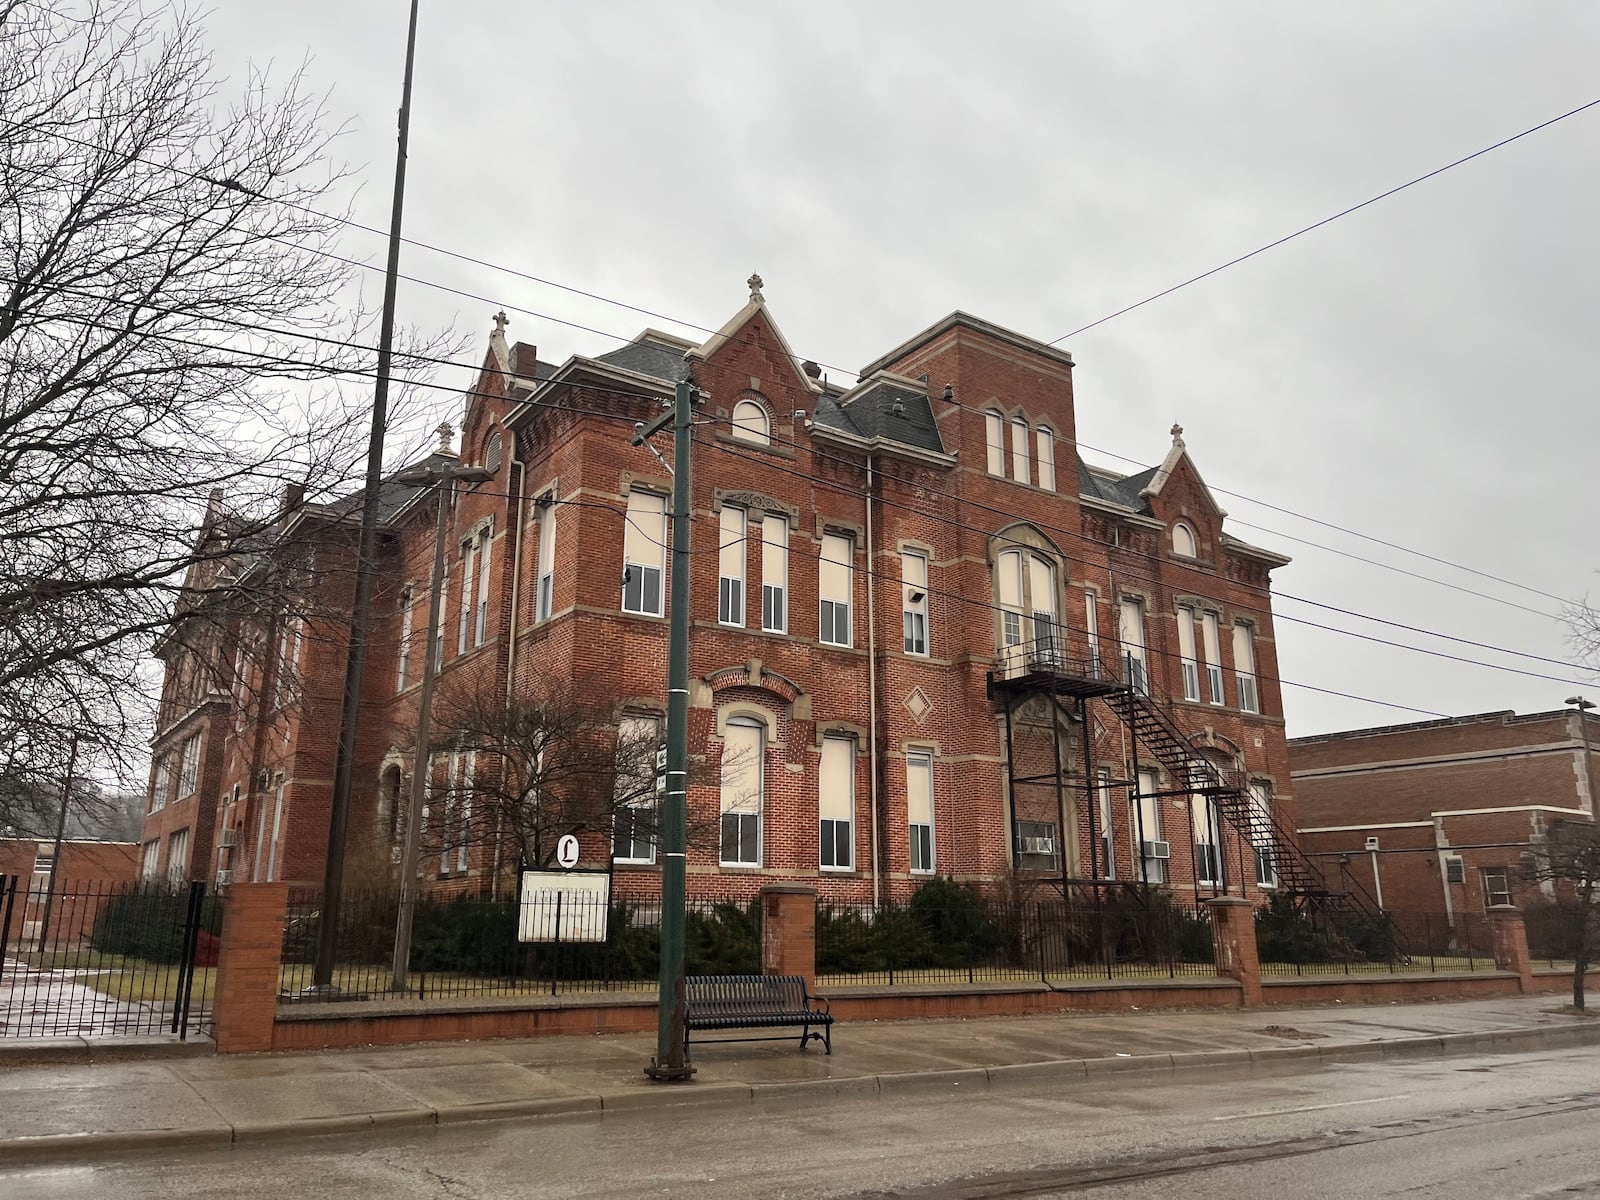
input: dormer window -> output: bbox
[1172,522,1197,558]
[731,399,770,446]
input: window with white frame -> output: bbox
[907,751,935,874]
[141,839,160,880]
[1028,554,1058,656]
[1085,592,1101,676]
[1250,780,1277,887]
[434,578,447,671]
[1119,598,1147,694]
[984,410,1005,476]
[1482,867,1511,908]
[177,732,201,798]
[1192,782,1224,887]
[819,532,853,647]
[473,527,492,646]
[622,490,666,616]
[397,586,415,691]
[166,828,190,884]
[457,752,474,873]
[274,619,302,708]
[1016,820,1057,870]
[457,536,476,653]
[1176,607,1201,702]
[1172,522,1197,558]
[1010,416,1030,483]
[761,514,788,633]
[1096,768,1115,879]
[995,549,1059,668]
[1035,426,1056,492]
[613,714,660,865]
[149,754,170,813]
[718,505,746,626]
[1201,611,1224,704]
[535,498,556,622]
[997,550,1025,655]
[818,735,854,871]
[720,716,763,866]
[731,398,771,445]
[266,777,285,882]
[902,549,928,656]
[1135,769,1166,884]
[1234,622,1259,712]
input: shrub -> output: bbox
[89,886,221,964]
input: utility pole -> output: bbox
[389,457,491,992]
[312,0,422,994]
[36,732,79,951]
[1568,696,1597,817]
[645,376,695,1082]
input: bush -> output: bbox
[89,886,221,964]
[685,900,761,975]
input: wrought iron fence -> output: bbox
[1258,903,1496,976]
[279,886,763,1002]
[0,875,217,1039]
[816,884,1217,987]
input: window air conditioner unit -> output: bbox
[1021,837,1055,856]
[1445,857,1465,884]
[215,869,234,886]
[217,829,237,848]
[1142,840,1171,860]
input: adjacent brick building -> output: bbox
[1287,707,1600,920]
[145,281,1315,909]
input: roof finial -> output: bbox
[1170,422,1184,447]
[747,272,764,303]
[492,310,508,336]
[436,422,454,454]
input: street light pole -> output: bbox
[1567,696,1597,818]
[390,458,492,993]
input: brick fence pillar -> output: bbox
[760,884,816,990]
[213,882,288,1054]
[1487,903,1534,992]
[1205,896,1263,1006]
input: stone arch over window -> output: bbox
[990,525,1066,662]
[1172,521,1197,558]
[731,394,771,445]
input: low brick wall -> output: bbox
[274,997,658,1052]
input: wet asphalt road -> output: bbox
[5,1044,1599,1198]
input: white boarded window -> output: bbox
[1036,427,1056,492]
[1234,623,1259,713]
[623,491,666,616]
[984,410,1005,475]
[1177,607,1200,702]
[474,529,492,646]
[819,532,852,647]
[718,505,746,626]
[1010,417,1030,483]
[397,587,415,692]
[902,549,928,656]
[1201,611,1224,704]
[535,499,556,622]
[614,715,660,865]
[732,398,770,445]
[819,735,854,871]
[1173,522,1197,558]
[761,515,788,633]
[720,717,763,866]
[1119,598,1147,694]
[907,752,935,874]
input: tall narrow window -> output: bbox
[613,715,661,865]
[1234,623,1259,713]
[1191,774,1223,887]
[1010,417,1030,483]
[267,777,285,882]
[818,735,854,870]
[720,717,763,866]
[442,752,460,875]
[397,587,414,691]
[535,499,556,622]
[623,491,666,616]
[1177,607,1201,702]
[1250,780,1277,888]
[141,839,160,880]
[902,550,928,656]
[177,732,201,798]
[1135,769,1166,884]
[166,828,190,884]
[907,751,934,874]
[1035,426,1056,492]
[474,529,492,646]
[1201,611,1224,705]
[1119,598,1147,694]
[1096,768,1115,879]
[731,399,770,445]
[718,505,746,626]
[434,579,447,670]
[819,532,852,647]
[1028,554,1058,659]
[761,515,788,633]
[274,619,302,708]
[1085,592,1101,677]
[997,550,1024,666]
[984,410,1005,476]
[457,537,476,653]
[457,753,474,873]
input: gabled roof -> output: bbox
[811,374,945,455]
[685,275,821,396]
[322,451,458,526]
[1136,425,1227,517]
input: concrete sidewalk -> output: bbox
[1,994,1596,1165]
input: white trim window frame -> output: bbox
[622,490,667,617]
[984,410,1005,476]
[1085,591,1101,677]
[907,751,935,874]
[457,752,474,873]
[718,505,746,627]
[1119,598,1148,695]
[1010,416,1030,484]
[1250,780,1278,888]
[1176,606,1201,702]
[761,514,788,634]
[1096,768,1115,879]
[177,732,201,799]
[719,716,764,867]
[434,578,448,671]
[397,586,414,691]
[473,527,492,647]
[818,532,853,647]
[902,549,929,657]
[1234,622,1260,713]
[1035,426,1056,492]
[535,498,556,623]
[613,715,661,865]
[457,536,476,654]
[1201,611,1224,705]
[818,735,855,871]
[1135,769,1166,884]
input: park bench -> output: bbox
[684,973,833,1054]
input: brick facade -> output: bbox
[145,287,1302,909]
[1287,708,1600,919]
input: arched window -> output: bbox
[731,399,770,445]
[1010,417,1030,483]
[996,548,1060,667]
[1172,522,1197,558]
[483,428,503,473]
[720,715,764,865]
[984,410,1005,475]
[1035,426,1055,492]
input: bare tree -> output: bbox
[0,0,455,803]
[1521,820,1600,1011]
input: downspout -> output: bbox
[865,453,882,908]
[493,441,528,894]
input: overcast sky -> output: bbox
[199,0,1600,739]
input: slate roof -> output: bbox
[325,451,457,525]
[1078,461,1152,514]
[594,339,690,382]
[811,378,946,455]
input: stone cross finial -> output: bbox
[748,273,764,302]
[492,310,508,336]
[436,422,454,454]
[1171,423,1185,446]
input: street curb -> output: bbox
[4,1019,1600,1166]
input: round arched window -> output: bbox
[1172,522,1197,558]
[731,399,770,446]
[483,429,503,473]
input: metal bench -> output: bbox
[684,974,833,1054]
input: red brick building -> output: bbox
[1287,708,1600,919]
[145,281,1318,909]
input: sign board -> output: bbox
[556,833,580,869]
[655,745,668,795]
[517,870,611,943]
